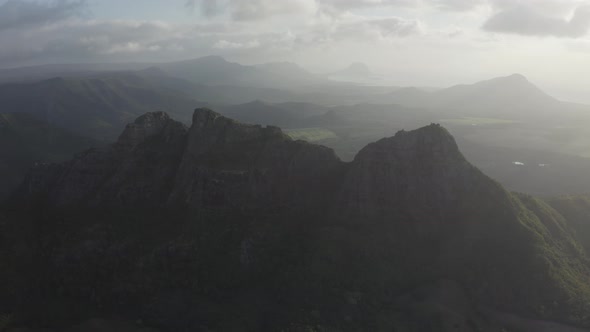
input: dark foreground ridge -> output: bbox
[3,108,590,331]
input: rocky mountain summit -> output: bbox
[4,109,590,331]
[22,108,343,211]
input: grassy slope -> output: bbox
[547,195,590,254]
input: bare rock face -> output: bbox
[168,108,344,211]
[340,124,511,222]
[20,108,343,211]
[116,112,180,150]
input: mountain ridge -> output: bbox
[5,108,590,331]
[330,62,373,79]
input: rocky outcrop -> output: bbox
[20,108,343,211]
[168,108,344,211]
[116,112,183,150]
[340,124,510,221]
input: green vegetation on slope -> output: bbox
[547,195,590,254]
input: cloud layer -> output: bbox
[483,3,590,37]
[0,0,86,31]
[1,0,590,69]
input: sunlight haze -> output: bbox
[1,0,590,102]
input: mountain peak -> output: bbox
[345,123,488,221]
[507,73,527,81]
[134,111,171,125]
[117,111,186,150]
[175,55,234,67]
[191,107,235,132]
[357,123,463,163]
[196,55,229,63]
[492,73,530,85]
[245,99,269,106]
[189,107,288,143]
[436,73,558,113]
[333,62,372,78]
[395,122,449,136]
[481,73,537,88]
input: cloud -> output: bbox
[0,19,187,65]
[185,0,489,20]
[331,17,423,41]
[185,0,221,16]
[0,0,86,31]
[0,0,431,68]
[318,0,418,12]
[1,0,585,69]
[430,0,486,11]
[213,39,261,49]
[185,0,317,20]
[483,3,590,37]
[0,17,295,67]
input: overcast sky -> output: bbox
[2,0,590,102]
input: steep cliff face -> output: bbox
[168,108,344,211]
[6,110,590,332]
[21,108,343,212]
[340,124,510,221]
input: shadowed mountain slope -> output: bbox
[0,71,204,141]
[3,109,590,331]
[0,112,98,200]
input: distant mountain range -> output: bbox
[329,62,373,79]
[0,70,205,141]
[2,58,590,197]
[387,73,562,118]
[0,56,328,89]
[158,56,329,89]
[0,56,584,115]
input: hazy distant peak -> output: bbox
[507,73,527,80]
[333,62,372,78]
[245,99,269,106]
[488,73,530,85]
[177,55,238,68]
[256,61,315,77]
[447,73,542,93]
[158,56,322,88]
[195,55,230,63]
[137,66,167,76]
